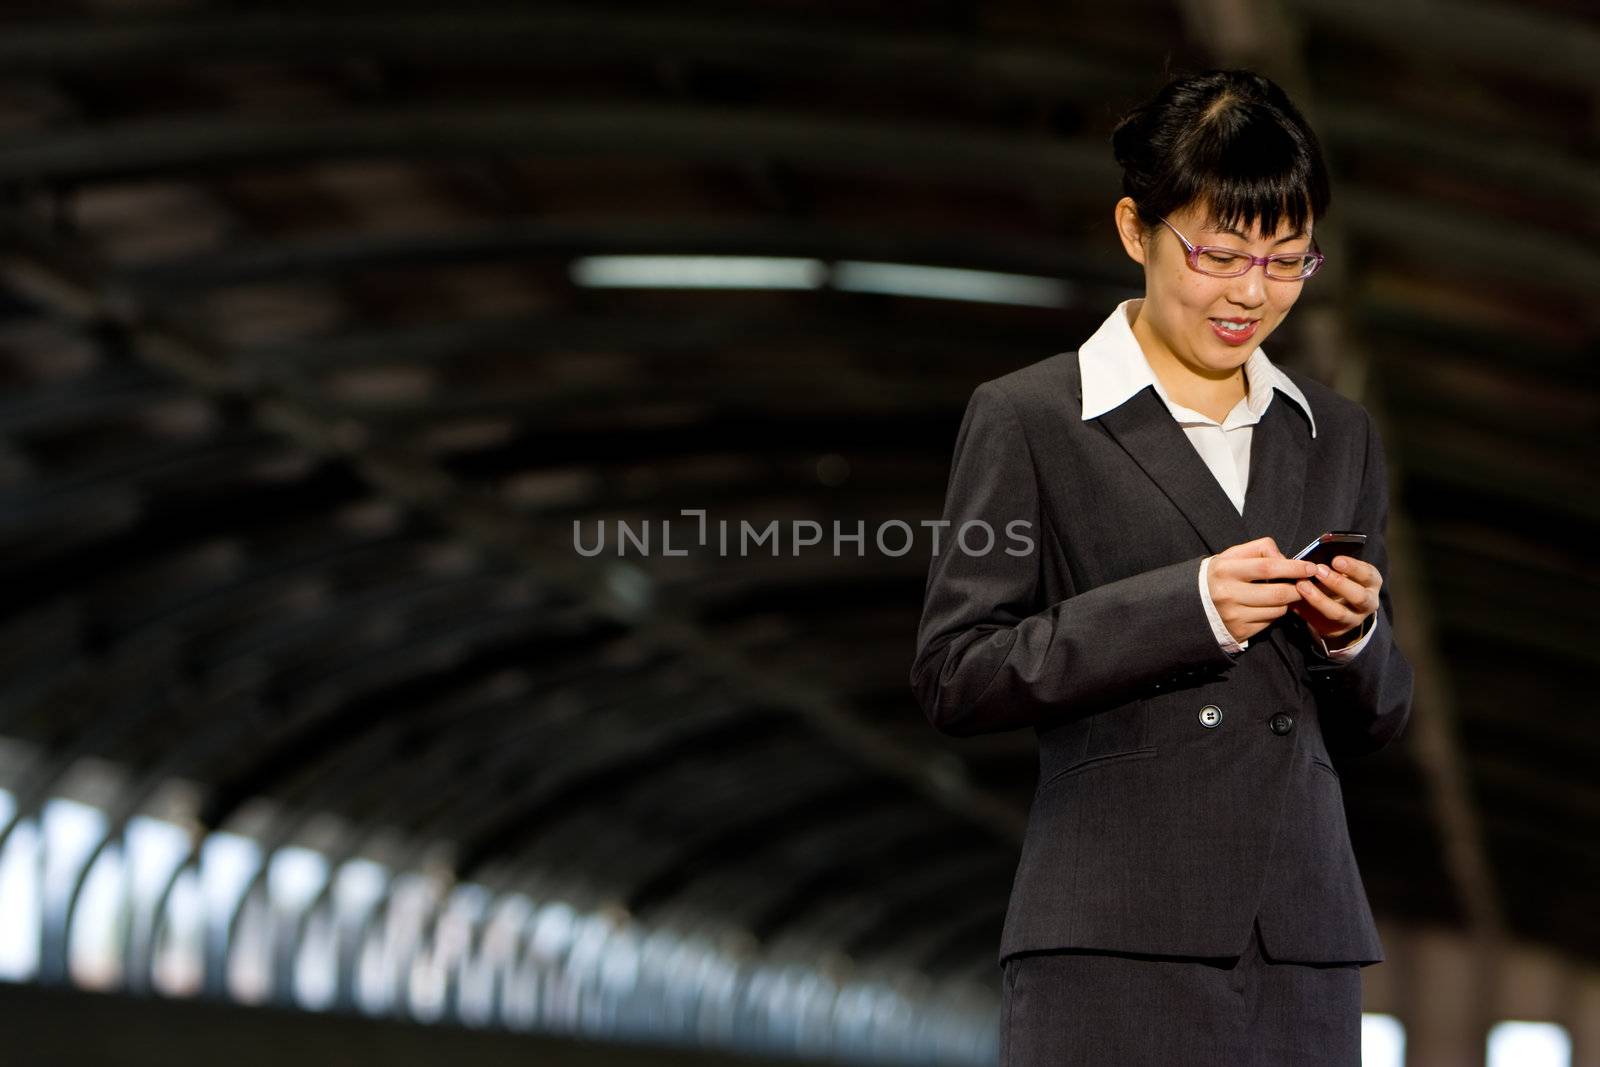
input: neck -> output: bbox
[1128,298,1247,421]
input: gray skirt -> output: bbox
[999,917,1362,1067]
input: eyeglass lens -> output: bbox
[1195,249,1318,279]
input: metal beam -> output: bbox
[0,104,1113,189]
[0,211,1030,860]
[1287,0,1600,89]
[109,218,1130,296]
[0,9,1147,102]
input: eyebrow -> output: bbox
[1212,224,1309,245]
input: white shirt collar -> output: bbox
[1077,297,1316,437]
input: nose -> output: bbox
[1227,263,1268,307]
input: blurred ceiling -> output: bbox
[0,0,1594,1007]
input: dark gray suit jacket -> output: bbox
[910,349,1414,968]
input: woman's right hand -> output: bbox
[1207,536,1318,643]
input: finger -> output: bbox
[1294,578,1361,628]
[1310,565,1377,614]
[1302,577,1352,612]
[1309,563,1361,603]
[1235,604,1290,623]
[1330,555,1380,589]
[1229,580,1306,608]
[1219,535,1282,560]
[1229,557,1316,582]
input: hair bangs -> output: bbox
[1178,107,1322,239]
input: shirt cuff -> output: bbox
[1310,610,1378,661]
[1199,555,1246,654]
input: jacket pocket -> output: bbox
[1040,746,1157,789]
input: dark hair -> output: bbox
[1110,68,1330,240]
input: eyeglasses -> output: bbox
[1157,216,1325,281]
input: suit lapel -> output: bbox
[1241,396,1311,560]
[1241,396,1313,669]
[1094,385,1250,556]
[1083,367,1312,561]
[1078,358,1316,670]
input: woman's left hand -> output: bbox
[1288,555,1380,647]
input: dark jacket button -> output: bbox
[1270,713,1294,735]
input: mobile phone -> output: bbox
[1262,531,1366,582]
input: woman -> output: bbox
[910,69,1413,1065]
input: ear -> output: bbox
[1114,197,1148,267]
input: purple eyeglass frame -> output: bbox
[1158,216,1325,280]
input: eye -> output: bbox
[1200,250,1246,267]
[1266,255,1317,278]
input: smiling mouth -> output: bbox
[1208,317,1260,343]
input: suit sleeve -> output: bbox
[1308,406,1415,758]
[910,382,1239,737]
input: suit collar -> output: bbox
[1078,298,1317,438]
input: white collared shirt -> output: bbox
[1077,297,1374,662]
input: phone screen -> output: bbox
[1261,532,1366,582]
[1296,537,1365,568]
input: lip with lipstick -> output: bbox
[1209,317,1259,344]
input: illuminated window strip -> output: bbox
[569,254,1073,308]
[0,785,998,1062]
[1488,1020,1572,1067]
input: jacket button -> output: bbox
[1198,704,1222,728]
[1270,713,1294,735]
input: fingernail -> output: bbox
[1316,564,1330,579]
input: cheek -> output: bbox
[1178,278,1229,319]
[1270,287,1304,316]
[1152,265,1218,310]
